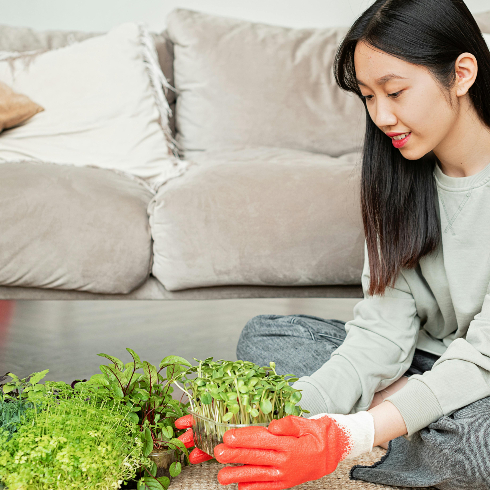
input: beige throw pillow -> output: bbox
[0,80,43,131]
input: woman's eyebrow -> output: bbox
[357,74,408,86]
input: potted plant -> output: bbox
[174,358,309,456]
[0,370,147,490]
[86,349,192,490]
[0,371,46,443]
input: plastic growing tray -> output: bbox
[189,410,269,457]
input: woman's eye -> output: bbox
[360,91,403,101]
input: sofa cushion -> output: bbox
[475,10,490,33]
[0,22,188,190]
[0,80,44,131]
[0,24,176,106]
[166,9,365,157]
[0,162,153,294]
[149,146,364,291]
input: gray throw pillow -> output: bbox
[166,9,365,158]
[474,10,490,33]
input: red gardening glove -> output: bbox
[175,414,214,464]
[214,412,375,490]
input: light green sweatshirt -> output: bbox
[293,160,490,436]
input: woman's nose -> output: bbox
[372,101,397,129]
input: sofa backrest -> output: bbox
[475,10,490,32]
[165,8,490,158]
[1,9,488,154]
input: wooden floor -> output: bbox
[0,298,360,384]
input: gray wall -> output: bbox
[1,0,489,33]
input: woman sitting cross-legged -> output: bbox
[176,0,490,488]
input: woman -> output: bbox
[176,0,490,488]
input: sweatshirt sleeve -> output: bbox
[292,240,421,418]
[386,282,490,436]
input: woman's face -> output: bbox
[354,41,460,161]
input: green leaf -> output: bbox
[167,438,188,455]
[86,373,110,386]
[134,388,150,402]
[169,461,181,477]
[157,476,170,489]
[161,426,173,439]
[27,369,49,386]
[201,393,212,405]
[285,402,296,415]
[99,365,118,382]
[143,361,158,388]
[138,477,164,490]
[6,372,20,384]
[290,391,302,404]
[143,427,154,457]
[222,412,234,422]
[2,384,15,394]
[109,381,124,399]
[150,460,157,477]
[126,348,143,367]
[97,353,124,371]
[250,408,259,417]
[128,412,139,424]
[260,399,273,415]
[159,356,192,369]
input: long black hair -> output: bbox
[334,0,490,296]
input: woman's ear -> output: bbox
[454,52,478,97]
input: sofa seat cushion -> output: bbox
[0,162,154,294]
[149,146,364,291]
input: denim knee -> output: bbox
[236,314,283,362]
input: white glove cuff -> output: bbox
[310,411,375,460]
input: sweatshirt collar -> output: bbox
[434,160,490,190]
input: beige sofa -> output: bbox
[0,8,489,300]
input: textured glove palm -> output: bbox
[175,414,214,464]
[214,411,375,490]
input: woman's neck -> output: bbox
[434,95,490,178]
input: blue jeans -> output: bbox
[236,314,490,489]
[236,314,440,379]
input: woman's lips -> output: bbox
[392,132,411,148]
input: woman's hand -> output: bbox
[175,414,214,464]
[213,411,375,490]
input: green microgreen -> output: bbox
[0,372,146,489]
[174,358,308,426]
